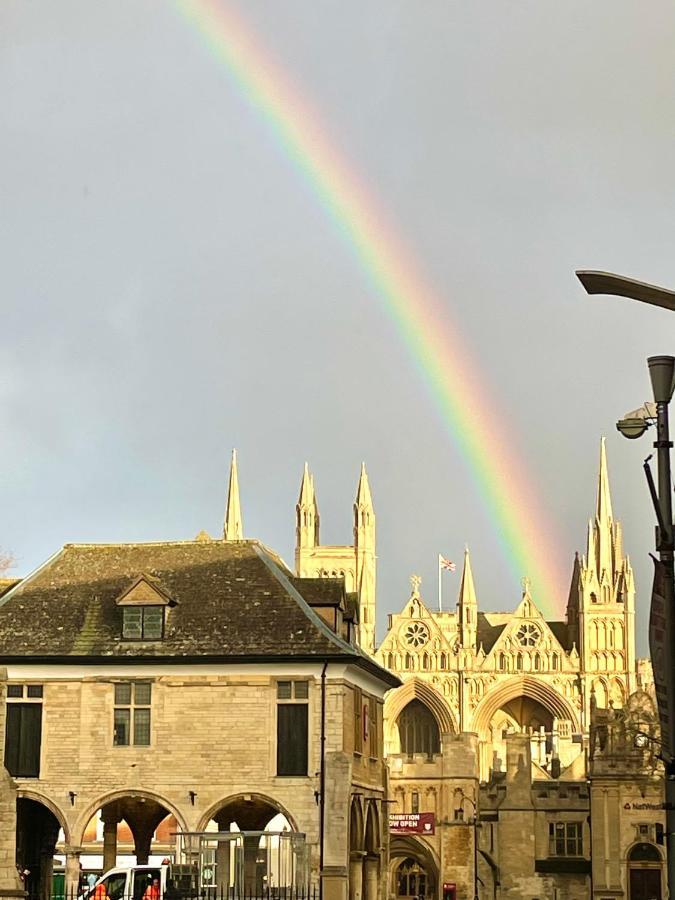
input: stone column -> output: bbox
[348,852,364,900]
[362,856,378,900]
[214,818,232,897]
[101,813,119,873]
[64,848,82,898]
[242,836,259,896]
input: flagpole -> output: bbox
[438,553,442,612]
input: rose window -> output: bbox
[404,622,429,648]
[516,623,540,647]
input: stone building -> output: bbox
[0,454,399,900]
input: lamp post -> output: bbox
[458,794,479,900]
[576,270,675,898]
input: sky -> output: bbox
[2,1,675,655]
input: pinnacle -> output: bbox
[298,462,315,507]
[458,547,477,607]
[355,462,374,508]
[596,436,614,523]
[223,448,243,541]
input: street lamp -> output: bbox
[458,794,480,900]
[576,269,675,898]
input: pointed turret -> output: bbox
[355,462,373,510]
[354,463,376,656]
[457,547,477,648]
[223,449,243,541]
[296,463,319,551]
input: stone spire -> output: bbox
[458,547,477,648]
[296,463,319,549]
[223,449,243,541]
[596,436,614,524]
[354,462,373,510]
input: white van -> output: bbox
[83,864,198,900]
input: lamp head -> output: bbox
[648,356,675,404]
[616,418,650,440]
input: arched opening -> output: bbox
[389,837,438,900]
[628,843,662,900]
[17,798,66,900]
[90,796,178,872]
[363,803,381,900]
[199,795,306,898]
[474,676,580,779]
[397,700,440,760]
[78,805,179,877]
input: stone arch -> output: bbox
[627,841,663,862]
[350,795,365,852]
[385,678,458,738]
[197,792,298,833]
[389,835,440,900]
[473,675,581,735]
[365,801,380,853]
[75,788,189,846]
[16,788,70,844]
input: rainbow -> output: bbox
[174,0,568,615]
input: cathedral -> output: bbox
[293,439,664,900]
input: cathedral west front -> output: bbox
[295,439,664,900]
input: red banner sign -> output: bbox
[389,812,435,835]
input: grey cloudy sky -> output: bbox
[2,1,675,653]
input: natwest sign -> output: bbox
[389,813,435,835]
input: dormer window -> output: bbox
[114,574,175,642]
[122,606,164,641]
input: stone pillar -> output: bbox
[362,856,378,900]
[214,818,232,897]
[349,852,364,900]
[242,835,259,896]
[64,848,82,898]
[0,669,25,898]
[102,814,119,873]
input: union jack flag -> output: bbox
[439,555,456,572]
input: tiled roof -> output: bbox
[0,539,399,685]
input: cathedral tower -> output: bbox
[354,464,377,655]
[294,464,377,656]
[571,438,636,714]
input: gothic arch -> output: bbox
[197,792,298,833]
[473,675,580,735]
[16,789,71,844]
[365,800,380,853]
[385,679,458,738]
[350,796,365,852]
[75,789,189,846]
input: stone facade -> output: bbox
[367,441,662,900]
[0,477,398,900]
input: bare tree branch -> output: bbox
[0,551,15,575]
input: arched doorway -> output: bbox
[628,842,663,900]
[199,795,306,898]
[16,798,66,900]
[389,836,438,900]
[395,858,428,900]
